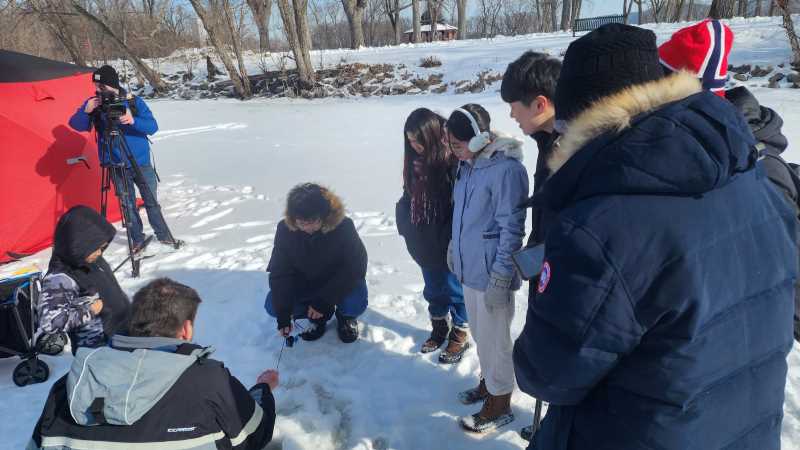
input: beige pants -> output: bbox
[463,285,516,395]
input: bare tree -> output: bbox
[671,0,686,22]
[309,0,345,48]
[775,0,800,65]
[383,0,409,43]
[70,0,166,91]
[294,0,314,70]
[456,0,466,38]
[737,0,748,16]
[648,0,668,21]
[246,0,272,51]
[341,0,366,47]
[27,0,88,65]
[419,0,443,41]
[222,0,249,92]
[500,0,535,35]
[276,0,315,86]
[2,1,60,59]
[709,0,736,18]
[623,0,633,22]
[560,0,570,30]
[476,0,501,36]
[411,0,421,41]
[686,0,695,19]
[188,0,251,98]
[536,0,556,31]
[754,0,762,15]
[635,0,643,24]
[422,0,444,42]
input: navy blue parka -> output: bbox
[514,72,797,450]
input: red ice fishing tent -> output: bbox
[0,50,125,263]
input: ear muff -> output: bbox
[454,107,491,153]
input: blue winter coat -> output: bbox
[69,92,158,168]
[450,133,529,291]
[514,73,797,450]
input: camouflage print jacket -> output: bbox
[37,273,105,348]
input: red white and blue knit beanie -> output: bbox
[658,19,733,97]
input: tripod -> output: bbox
[98,117,178,277]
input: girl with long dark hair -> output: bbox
[395,108,469,364]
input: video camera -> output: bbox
[97,91,127,120]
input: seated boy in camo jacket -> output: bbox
[36,206,131,354]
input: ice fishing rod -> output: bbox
[274,318,317,371]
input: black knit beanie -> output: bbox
[92,65,121,90]
[555,23,663,123]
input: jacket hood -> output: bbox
[284,186,346,234]
[541,71,756,207]
[472,132,524,168]
[726,86,788,155]
[51,206,116,269]
[67,336,213,426]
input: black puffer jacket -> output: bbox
[267,189,368,329]
[521,131,559,298]
[46,206,130,338]
[727,86,800,341]
[526,131,559,249]
[395,166,455,269]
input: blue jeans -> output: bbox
[422,268,468,327]
[112,164,170,245]
[264,279,369,321]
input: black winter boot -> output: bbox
[421,318,450,353]
[299,318,327,341]
[336,311,359,343]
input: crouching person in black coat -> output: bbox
[29,278,277,450]
[265,183,368,343]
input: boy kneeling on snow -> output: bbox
[265,183,368,343]
[29,278,277,450]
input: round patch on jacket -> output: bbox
[537,261,551,294]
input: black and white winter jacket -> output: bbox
[28,335,275,450]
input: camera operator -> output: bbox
[69,65,181,252]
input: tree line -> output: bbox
[1,0,798,99]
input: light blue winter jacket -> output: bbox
[450,132,529,291]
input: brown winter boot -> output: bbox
[420,318,450,353]
[460,392,515,433]
[438,326,470,364]
[457,378,488,405]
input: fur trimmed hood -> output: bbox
[547,71,701,175]
[284,187,346,234]
[533,71,757,212]
[474,131,524,164]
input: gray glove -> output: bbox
[447,240,455,273]
[484,272,513,312]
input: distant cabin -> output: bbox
[404,23,458,43]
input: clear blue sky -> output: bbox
[581,1,625,18]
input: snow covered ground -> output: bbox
[3,16,800,450]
